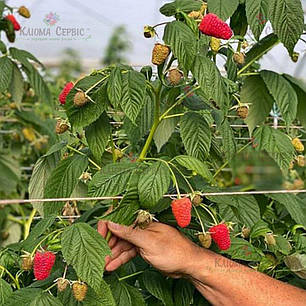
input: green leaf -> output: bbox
[284,254,306,280]
[0,56,13,92]
[62,223,111,291]
[163,21,197,71]
[0,154,20,193]
[222,237,262,261]
[6,288,43,306]
[230,4,248,37]
[85,112,111,162]
[138,161,171,208]
[267,194,306,228]
[174,155,213,182]
[283,74,306,130]
[44,154,88,216]
[218,118,236,160]
[160,0,202,17]
[173,279,194,306]
[29,146,62,216]
[268,0,304,54]
[106,275,146,306]
[9,47,44,69]
[253,126,295,170]
[245,0,269,40]
[192,55,226,107]
[0,40,7,54]
[31,292,64,306]
[9,63,24,107]
[241,75,274,135]
[89,162,137,197]
[107,67,123,108]
[0,279,12,305]
[207,0,239,20]
[250,220,271,238]
[141,271,174,306]
[180,112,211,161]
[208,194,261,227]
[260,70,297,125]
[121,70,146,123]
[65,75,108,128]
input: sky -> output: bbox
[4,0,306,79]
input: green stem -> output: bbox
[118,270,145,281]
[213,142,251,179]
[0,265,20,289]
[44,282,57,292]
[106,231,112,243]
[24,209,37,240]
[200,204,218,225]
[193,205,206,233]
[110,134,116,163]
[168,162,194,194]
[163,113,184,119]
[239,72,260,77]
[84,75,108,95]
[138,83,162,161]
[7,215,23,225]
[67,145,101,170]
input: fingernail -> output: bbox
[108,221,121,230]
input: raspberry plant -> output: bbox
[1,0,306,305]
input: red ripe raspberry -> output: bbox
[209,224,231,250]
[33,251,56,280]
[171,198,192,228]
[199,13,233,40]
[59,82,74,105]
[5,15,21,31]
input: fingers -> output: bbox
[110,240,135,259]
[105,248,137,272]
[107,221,146,246]
[97,220,108,238]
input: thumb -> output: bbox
[107,221,144,246]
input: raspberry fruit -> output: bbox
[293,179,304,190]
[55,119,69,134]
[135,210,154,229]
[72,282,88,301]
[198,233,212,248]
[171,198,192,228]
[152,43,170,66]
[199,13,233,40]
[144,25,156,38]
[233,52,245,65]
[210,37,221,53]
[57,278,69,292]
[73,91,88,107]
[237,106,248,119]
[33,251,56,280]
[5,15,21,31]
[18,6,31,18]
[292,138,304,153]
[296,155,305,167]
[167,68,183,85]
[59,82,74,105]
[22,127,36,142]
[209,224,231,250]
[21,254,33,271]
[188,11,202,19]
[241,227,251,239]
[192,194,202,206]
[265,233,276,246]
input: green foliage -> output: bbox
[207,0,239,21]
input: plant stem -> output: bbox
[138,83,162,161]
[118,270,145,281]
[106,231,112,243]
[7,215,23,225]
[0,265,20,289]
[163,113,184,119]
[84,75,108,95]
[67,145,101,170]
[193,205,206,233]
[169,162,194,194]
[24,208,37,240]
[44,282,57,292]
[200,204,218,225]
[213,141,251,179]
[110,134,116,163]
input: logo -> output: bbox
[43,12,60,26]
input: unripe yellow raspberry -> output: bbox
[210,37,221,53]
[292,138,304,153]
[152,43,170,66]
[18,6,31,18]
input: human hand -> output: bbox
[98,221,204,278]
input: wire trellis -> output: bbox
[1,189,305,206]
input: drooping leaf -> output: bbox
[218,118,236,161]
[106,275,146,306]
[163,21,197,71]
[260,70,297,126]
[0,56,13,92]
[267,194,306,228]
[245,0,269,40]
[253,126,295,170]
[230,4,248,37]
[284,254,306,280]
[121,70,146,123]
[0,154,20,194]
[174,155,213,182]
[61,223,111,291]
[89,162,138,197]
[9,47,44,69]
[160,0,202,17]
[85,112,111,162]
[0,279,12,305]
[138,161,171,208]
[65,75,108,128]
[9,62,24,107]
[268,0,304,54]
[207,0,239,20]
[180,112,212,161]
[44,154,88,216]
[6,288,43,306]
[241,75,274,135]
[192,55,226,107]
[173,279,194,306]
[107,67,123,108]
